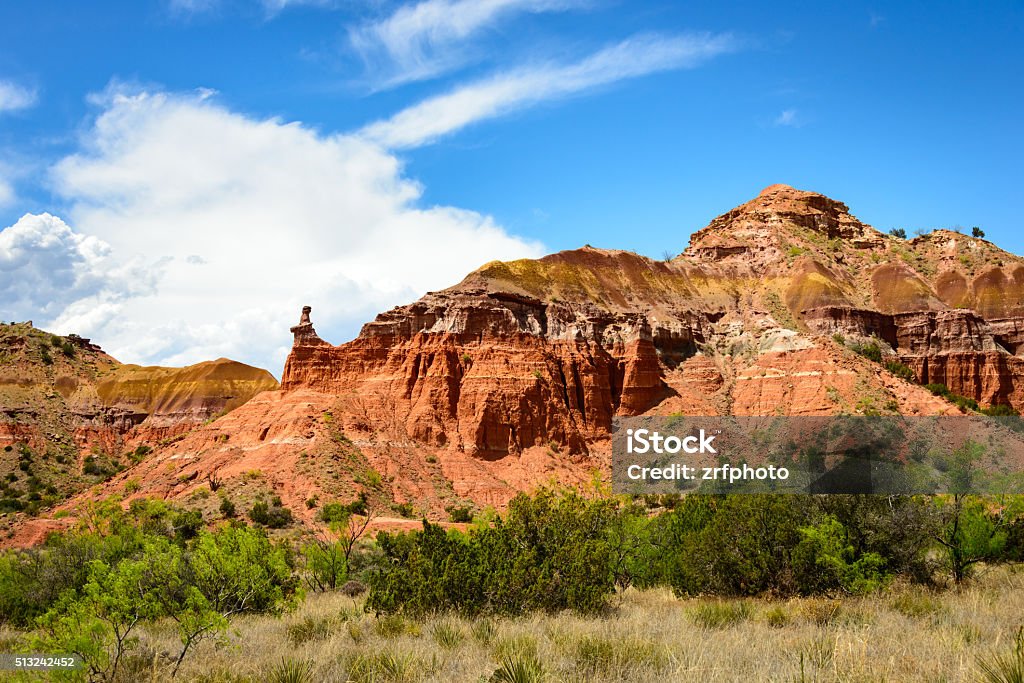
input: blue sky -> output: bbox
[1,1,1022,373]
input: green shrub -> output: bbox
[447,505,473,523]
[219,496,236,518]
[982,404,1020,416]
[393,502,415,518]
[850,340,883,362]
[302,539,348,592]
[367,489,618,616]
[249,500,293,528]
[792,515,888,594]
[884,360,916,382]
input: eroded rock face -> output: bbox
[280,184,1024,467]
[0,323,279,457]
[18,183,1024,540]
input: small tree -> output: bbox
[33,557,162,682]
[889,228,907,239]
[972,226,985,238]
[933,495,1007,584]
[303,504,372,593]
[932,441,1009,584]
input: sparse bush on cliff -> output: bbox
[446,504,473,523]
[219,495,236,518]
[925,383,981,412]
[981,404,1019,417]
[884,359,916,382]
[250,498,294,528]
[850,339,883,363]
[889,228,907,239]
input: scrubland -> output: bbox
[11,567,1016,683]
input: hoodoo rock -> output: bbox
[277,184,1024,468]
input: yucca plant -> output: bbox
[978,627,1024,683]
[431,620,466,649]
[490,653,546,683]
[267,658,314,683]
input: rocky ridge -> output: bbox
[0,322,277,530]
[9,184,1023,542]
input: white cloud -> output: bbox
[0,213,159,324]
[774,108,799,127]
[0,80,37,113]
[350,0,589,88]
[360,32,736,149]
[41,87,542,372]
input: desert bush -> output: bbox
[763,605,790,628]
[347,650,417,682]
[851,339,883,362]
[884,359,916,382]
[249,499,294,528]
[446,504,473,523]
[367,489,617,616]
[571,634,667,675]
[792,515,888,594]
[219,496,237,518]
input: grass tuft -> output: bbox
[688,600,752,628]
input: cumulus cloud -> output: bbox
[360,32,736,148]
[40,87,541,371]
[0,80,37,113]
[350,0,589,88]
[0,213,158,324]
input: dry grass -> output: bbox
[11,565,1024,682]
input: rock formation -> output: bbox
[0,322,278,529]
[278,184,1022,464]
[9,184,1024,542]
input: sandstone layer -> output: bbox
[11,184,1024,542]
